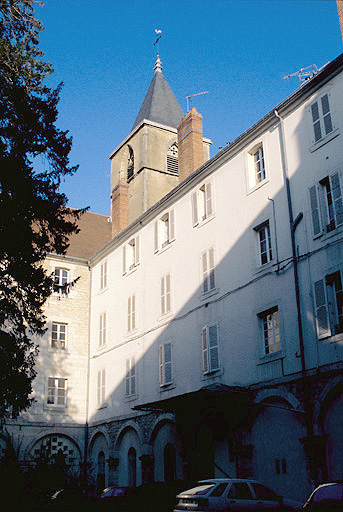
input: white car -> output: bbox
[174,478,302,512]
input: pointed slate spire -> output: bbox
[132,31,184,130]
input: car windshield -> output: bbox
[311,484,343,502]
[179,484,216,496]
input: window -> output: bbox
[127,145,134,181]
[123,236,140,274]
[154,210,175,251]
[256,222,273,265]
[47,378,67,406]
[159,342,172,386]
[202,324,220,374]
[314,271,343,339]
[201,248,215,294]
[54,268,68,287]
[97,369,106,406]
[311,93,333,144]
[100,261,107,290]
[254,146,266,184]
[259,307,281,355]
[51,322,67,349]
[167,143,178,174]
[191,181,214,226]
[160,274,171,315]
[99,312,106,347]
[125,357,136,397]
[309,172,343,237]
[127,295,136,332]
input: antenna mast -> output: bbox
[283,64,318,84]
[186,91,209,112]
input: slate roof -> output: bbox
[132,70,184,130]
[65,211,112,260]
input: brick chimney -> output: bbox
[111,179,129,238]
[338,0,343,41]
[177,107,204,182]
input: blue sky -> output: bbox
[37,0,342,216]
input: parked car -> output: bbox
[174,478,302,512]
[303,482,343,510]
[97,486,136,510]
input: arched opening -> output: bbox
[128,447,137,487]
[127,146,134,181]
[164,443,176,481]
[97,451,106,492]
[167,143,178,174]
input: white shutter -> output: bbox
[159,345,164,385]
[309,185,322,237]
[330,172,343,227]
[125,359,130,396]
[205,182,213,217]
[202,327,208,373]
[154,221,159,252]
[169,209,175,240]
[191,192,198,226]
[161,276,165,315]
[122,245,126,274]
[314,279,331,339]
[209,248,215,290]
[103,312,106,345]
[208,324,219,371]
[135,236,140,265]
[164,343,172,384]
[166,274,171,312]
[132,295,136,330]
[311,101,322,142]
[127,296,131,331]
[202,252,208,293]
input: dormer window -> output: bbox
[127,146,134,182]
[167,143,178,174]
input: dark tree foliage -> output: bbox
[0,0,85,417]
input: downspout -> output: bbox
[274,110,316,485]
[84,260,92,492]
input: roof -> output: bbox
[132,69,184,130]
[65,211,112,259]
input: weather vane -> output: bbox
[154,29,162,72]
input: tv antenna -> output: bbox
[283,62,328,85]
[186,90,209,112]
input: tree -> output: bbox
[0,0,85,417]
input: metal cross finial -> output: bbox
[154,29,162,72]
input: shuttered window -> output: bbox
[100,261,107,290]
[314,278,331,339]
[311,93,333,143]
[123,236,140,274]
[191,181,214,227]
[97,369,106,406]
[127,295,136,332]
[202,324,220,374]
[201,248,215,293]
[125,357,136,396]
[154,210,175,252]
[99,313,106,346]
[167,143,178,174]
[159,342,173,386]
[161,274,171,315]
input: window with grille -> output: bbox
[47,378,67,406]
[167,143,178,174]
[51,322,67,349]
[259,307,281,355]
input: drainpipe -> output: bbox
[83,260,92,492]
[274,110,316,485]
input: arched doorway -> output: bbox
[128,447,137,487]
[164,443,176,481]
[97,451,106,492]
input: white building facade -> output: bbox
[2,53,343,502]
